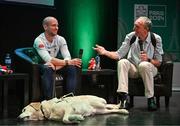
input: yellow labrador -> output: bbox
[18,102,44,121]
[18,95,128,124]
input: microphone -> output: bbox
[79,49,83,59]
[138,40,143,52]
[79,49,83,69]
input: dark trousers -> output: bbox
[40,65,81,100]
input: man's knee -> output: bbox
[117,59,130,67]
[138,62,151,72]
[66,65,80,75]
[40,65,54,74]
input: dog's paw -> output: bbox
[118,109,129,114]
[68,115,84,123]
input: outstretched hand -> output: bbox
[92,44,106,55]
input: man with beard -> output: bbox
[33,16,82,100]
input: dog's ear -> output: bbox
[30,102,41,111]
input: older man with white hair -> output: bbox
[93,16,164,111]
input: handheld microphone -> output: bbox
[138,40,143,52]
[79,49,83,59]
[79,49,83,69]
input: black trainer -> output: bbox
[148,97,157,111]
[118,93,128,109]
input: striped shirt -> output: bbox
[116,32,164,66]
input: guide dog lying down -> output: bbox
[18,95,129,124]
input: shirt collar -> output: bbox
[146,32,151,44]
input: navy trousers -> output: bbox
[40,65,81,100]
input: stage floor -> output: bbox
[0,92,180,125]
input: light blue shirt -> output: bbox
[33,33,71,63]
[116,32,164,66]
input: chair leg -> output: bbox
[129,96,134,108]
[165,96,170,108]
[156,96,160,108]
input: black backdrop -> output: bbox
[0,0,118,72]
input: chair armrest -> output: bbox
[14,48,36,64]
[14,47,44,64]
[159,62,173,89]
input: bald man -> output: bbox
[34,16,82,100]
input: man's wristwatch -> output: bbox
[65,60,69,66]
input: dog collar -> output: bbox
[29,104,39,111]
[40,105,48,120]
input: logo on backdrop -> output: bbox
[134,4,167,27]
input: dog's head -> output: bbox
[18,102,44,121]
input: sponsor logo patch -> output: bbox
[38,44,45,48]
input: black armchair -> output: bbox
[14,47,64,102]
[128,53,174,108]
